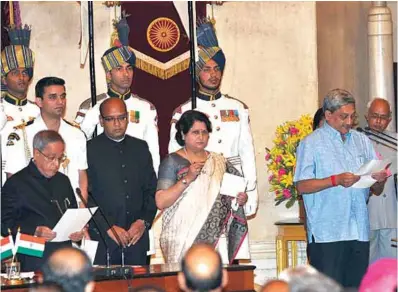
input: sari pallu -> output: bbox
[160,152,248,264]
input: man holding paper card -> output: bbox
[294,89,388,288]
[157,110,248,264]
[365,98,397,263]
[1,130,84,272]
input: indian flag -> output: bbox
[1,235,14,260]
[14,233,45,258]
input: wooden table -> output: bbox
[275,219,307,276]
[1,264,256,292]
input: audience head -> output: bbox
[35,77,66,119]
[175,110,212,150]
[99,97,128,140]
[178,243,227,292]
[323,88,356,135]
[260,279,289,292]
[29,282,65,292]
[313,107,325,130]
[32,130,65,178]
[359,258,397,292]
[41,247,94,292]
[280,265,343,292]
[365,97,392,132]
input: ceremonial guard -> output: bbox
[0,24,40,184]
[4,77,88,205]
[75,16,160,173]
[168,20,258,260]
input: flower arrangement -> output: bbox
[265,115,313,208]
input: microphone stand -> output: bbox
[357,127,397,151]
[76,188,132,279]
[364,126,397,141]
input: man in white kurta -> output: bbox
[365,98,397,263]
[4,77,88,205]
[168,23,258,262]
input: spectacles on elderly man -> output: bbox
[368,113,391,121]
[101,114,128,123]
[37,149,67,164]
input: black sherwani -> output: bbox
[1,161,77,272]
[87,134,157,265]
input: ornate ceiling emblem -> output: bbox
[147,17,180,52]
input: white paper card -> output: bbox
[220,173,246,198]
[80,239,98,264]
[52,207,98,242]
[352,159,392,189]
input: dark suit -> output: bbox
[1,161,77,272]
[87,134,157,265]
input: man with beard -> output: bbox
[86,97,157,265]
[168,21,257,263]
[294,89,388,288]
[4,77,88,206]
[365,98,397,263]
[0,41,40,184]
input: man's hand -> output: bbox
[34,226,56,242]
[237,192,248,206]
[69,230,84,242]
[107,225,129,247]
[371,170,389,182]
[127,220,146,246]
[336,172,360,188]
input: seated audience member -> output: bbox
[178,243,228,292]
[280,265,343,292]
[260,279,289,292]
[41,247,94,292]
[313,107,325,130]
[359,258,397,292]
[156,110,248,264]
[1,130,84,272]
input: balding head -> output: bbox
[178,244,227,292]
[42,247,94,292]
[366,98,392,132]
[99,97,128,140]
[261,280,289,292]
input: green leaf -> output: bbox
[285,197,296,208]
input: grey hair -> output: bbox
[323,89,356,113]
[32,130,65,152]
[279,265,343,292]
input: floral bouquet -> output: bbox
[265,115,313,208]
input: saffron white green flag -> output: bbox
[14,232,46,258]
[0,235,14,260]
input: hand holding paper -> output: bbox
[351,159,391,189]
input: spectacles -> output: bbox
[101,114,128,123]
[37,149,67,164]
[368,113,391,121]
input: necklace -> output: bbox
[183,147,209,164]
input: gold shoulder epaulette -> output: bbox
[132,94,157,111]
[225,94,249,110]
[13,118,35,130]
[63,119,81,129]
[172,99,191,116]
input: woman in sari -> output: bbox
[156,110,248,264]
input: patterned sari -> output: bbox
[158,152,248,263]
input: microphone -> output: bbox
[364,126,397,141]
[76,188,133,280]
[76,188,110,268]
[357,127,397,149]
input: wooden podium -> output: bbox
[1,264,256,292]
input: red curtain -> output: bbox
[122,1,206,158]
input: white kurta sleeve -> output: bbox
[80,104,101,139]
[168,110,183,154]
[238,108,258,216]
[144,107,160,174]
